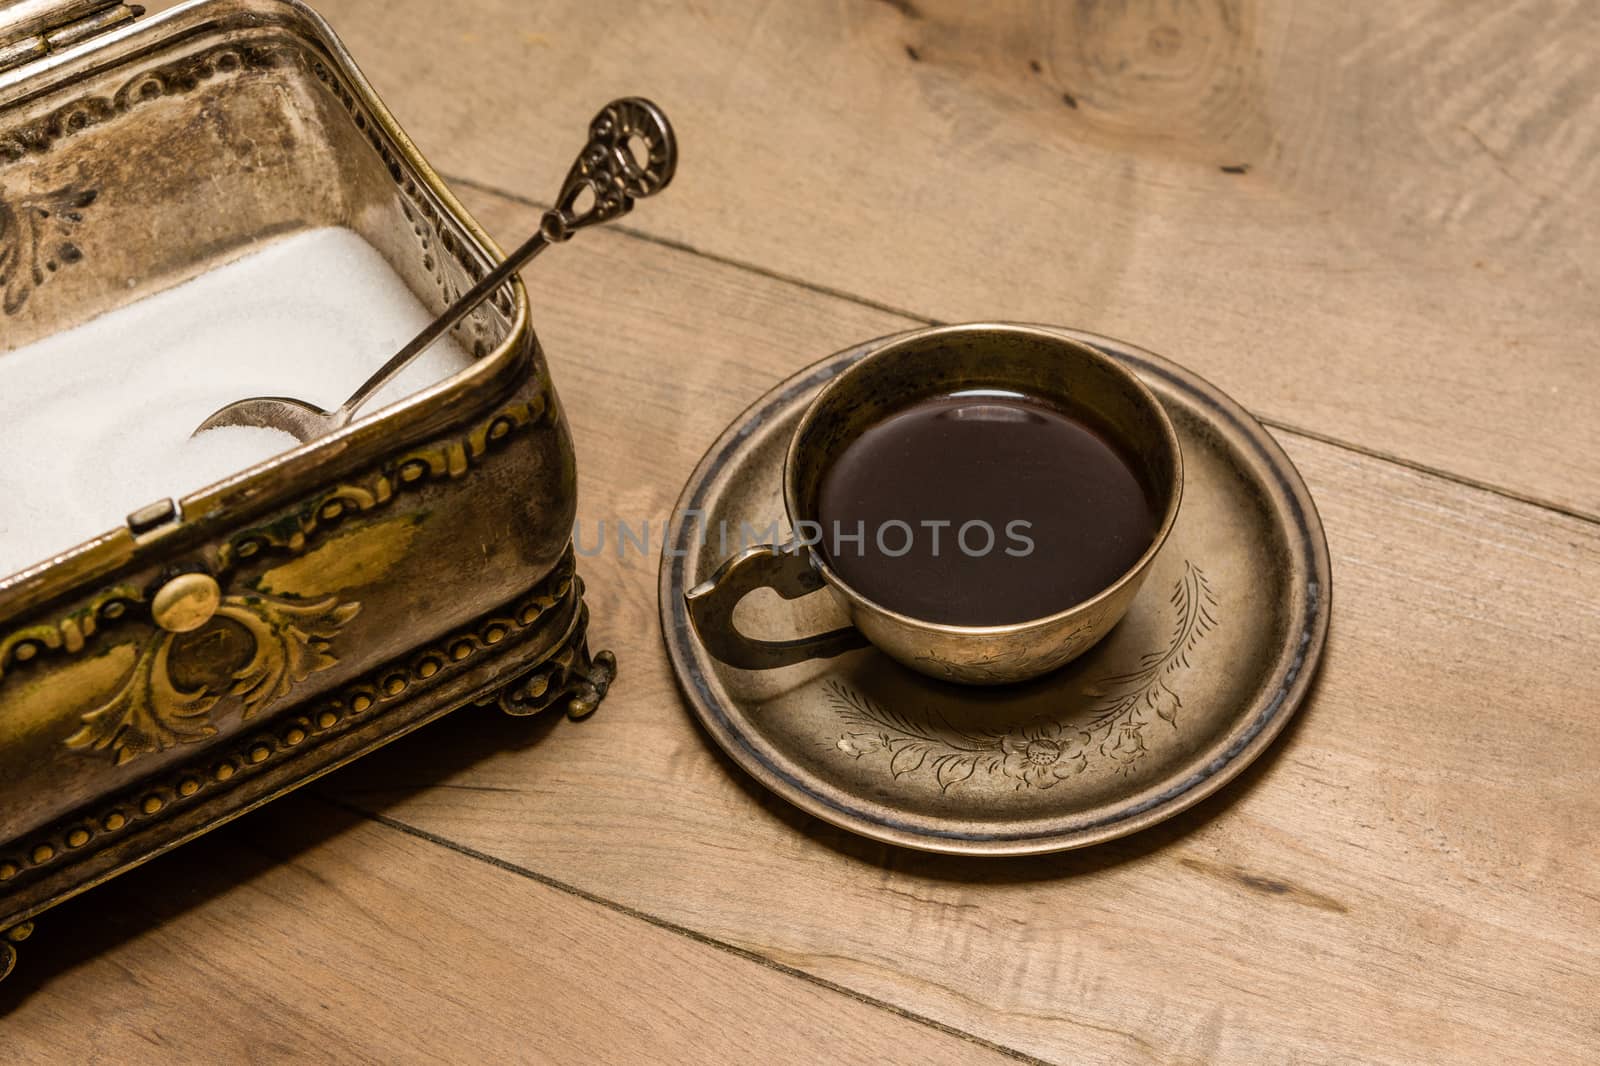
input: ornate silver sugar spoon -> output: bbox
[192,97,676,442]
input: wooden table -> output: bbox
[5,1,1598,1061]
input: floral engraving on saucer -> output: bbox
[829,563,1217,790]
[1081,561,1218,772]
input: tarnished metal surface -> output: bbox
[686,324,1184,685]
[662,327,1330,855]
[0,0,141,73]
[0,0,616,970]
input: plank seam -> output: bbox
[439,171,1599,529]
[1254,418,1599,525]
[316,794,1061,1066]
[441,173,941,325]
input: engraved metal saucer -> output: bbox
[659,327,1330,855]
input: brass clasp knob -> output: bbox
[150,572,221,633]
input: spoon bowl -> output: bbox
[192,394,345,438]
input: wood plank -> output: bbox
[22,6,1599,1060]
[0,793,1022,1065]
[314,185,1600,1065]
[195,0,1600,514]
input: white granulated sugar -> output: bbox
[0,227,473,579]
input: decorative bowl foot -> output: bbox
[494,599,615,721]
[1,921,33,984]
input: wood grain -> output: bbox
[238,0,1600,514]
[306,184,1600,1065]
[0,793,1021,1065]
[11,4,1600,1063]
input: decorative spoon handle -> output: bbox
[340,97,677,421]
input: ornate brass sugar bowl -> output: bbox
[0,0,659,980]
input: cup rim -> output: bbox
[782,322,1185,636]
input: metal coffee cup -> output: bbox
[686,323,1183,685]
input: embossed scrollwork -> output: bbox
[0,184,96,315]
[66,590,360,765]
[2,552,590,890]
[545,98,677,239]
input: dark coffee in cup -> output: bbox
[815,390,1158,626]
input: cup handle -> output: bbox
[684,544,869,670]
